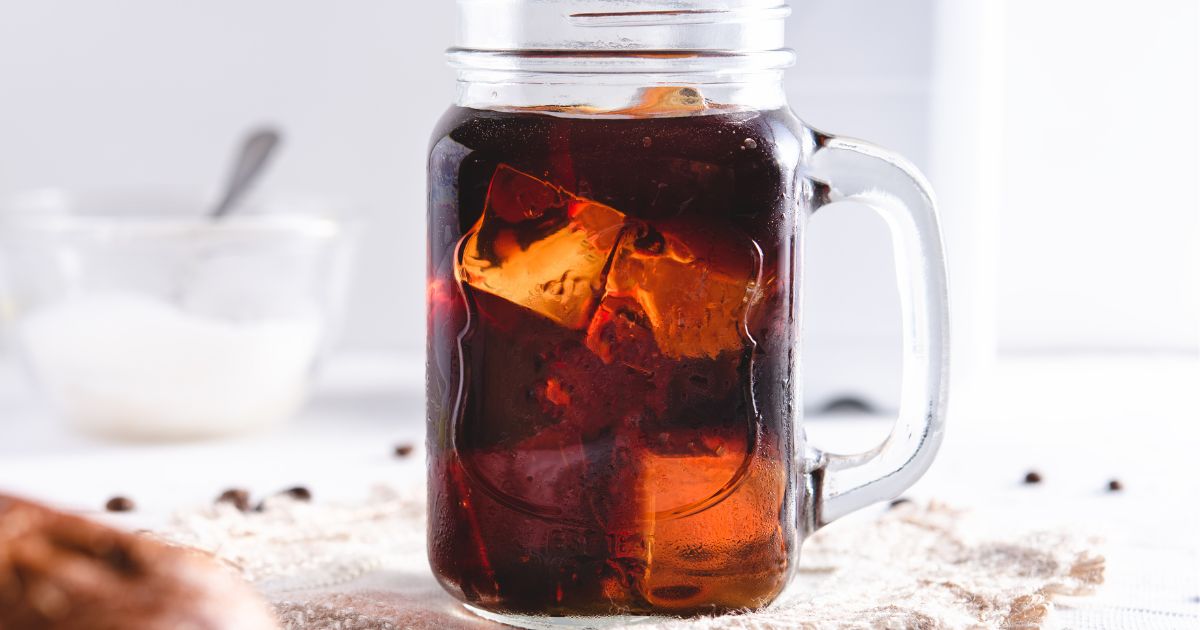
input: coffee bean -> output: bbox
[216,488,252,512]
[257,486,312,511]
[393,444,414,458]
[888,497,912,509]
[105,496,135,512]
[1107,479,1123,492]
[1023,471,1042,484]
[282,486,311,501]
[819,396,876,415]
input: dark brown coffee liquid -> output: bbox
[427,98,804,616]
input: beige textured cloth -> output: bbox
[157,488,1104,629]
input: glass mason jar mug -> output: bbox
[427,0,949,622]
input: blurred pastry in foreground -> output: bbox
[0,494,278,630]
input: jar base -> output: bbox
[463,604,662,629]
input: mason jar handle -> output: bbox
[805,132,950,528]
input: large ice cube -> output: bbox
[595,221,760,360]
[458,165,626,330]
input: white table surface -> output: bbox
[1,354,1197,628]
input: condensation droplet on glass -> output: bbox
[742,138,758,150]
[642,136,653,148]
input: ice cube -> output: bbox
[596,221,761,359]
[584,296,662,374]
[616,86,709,117]
[638,452,786,610]
[458,165,626,330]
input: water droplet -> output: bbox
[642,136,653,148]
[742,138,758,150]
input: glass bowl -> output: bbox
[0,190,357,440]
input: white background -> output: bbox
[0,0,1196,410]
[997,0,1199,353]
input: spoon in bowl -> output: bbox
[210,127,282,219]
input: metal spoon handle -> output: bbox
[210,127,281,219]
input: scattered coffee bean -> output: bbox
[1107,479,1123,492]
[105,496,136,512]
[254,486,312,511]
[282,486,312,501]
[889,497,912,509]
[216,488,252,512]
[819,396,876,415]
[1023,471,1042,484]
[393,443,415,458]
